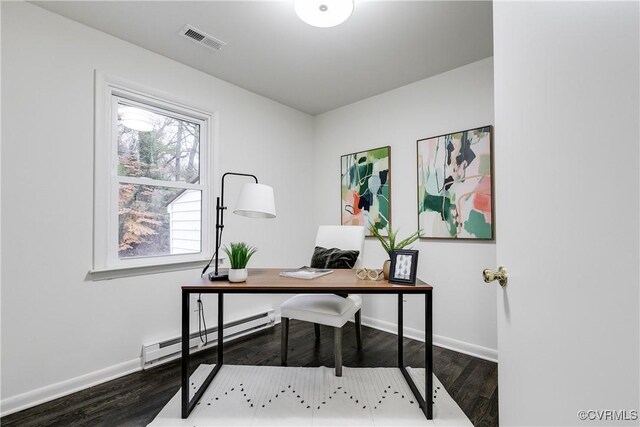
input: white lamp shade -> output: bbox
[234,183,276,219]
[294,0,354,28]
[120,106,155,132]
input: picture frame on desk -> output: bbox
[389,249,419,285]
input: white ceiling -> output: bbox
[32,1,493,115]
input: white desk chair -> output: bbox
[280,225,365,376]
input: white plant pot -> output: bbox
[228,268,248,283]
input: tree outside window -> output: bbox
[116,102,202,259]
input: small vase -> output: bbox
[383,260,391,280]
[228,268,248,283]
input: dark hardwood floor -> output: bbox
[1,321,498,427]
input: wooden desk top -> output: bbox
[182,268,432,294]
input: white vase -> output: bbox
[228,268,248,283]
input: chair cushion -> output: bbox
[310,246,360,269]
[281,294,362,328]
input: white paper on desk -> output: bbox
[279,267,333,280]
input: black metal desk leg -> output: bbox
[181,290,190,418]
[398,291,433,421]
[218,293,224,364]
[426,290,433,419]
[181,292,224,419]
[398,293,403,366]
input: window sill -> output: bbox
[87,258,221,281]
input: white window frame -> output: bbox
[90,71,217,280]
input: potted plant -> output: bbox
[223,242,257,283]
[370,224,423,279]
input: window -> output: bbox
[92,74,214,278]
[116,99,202,258]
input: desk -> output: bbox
[181,268,433,420]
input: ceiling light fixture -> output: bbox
[119,106,155,132]
[294,0,354,28]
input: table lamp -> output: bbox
[202,172,276,281]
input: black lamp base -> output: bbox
[208,271,229,281]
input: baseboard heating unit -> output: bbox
[142,310,275,369]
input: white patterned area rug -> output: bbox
[149,365,472,427]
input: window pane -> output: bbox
[119,184,202,258]
[117,103,200,183]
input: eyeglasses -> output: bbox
[355,268,384,281]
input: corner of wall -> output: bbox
[309,59,498,357]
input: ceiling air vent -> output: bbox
[180,25,227,52]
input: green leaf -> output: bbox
[369,223,423,257]
[396,229,423,249]
[388,225,396,250]
[223,242,258,268]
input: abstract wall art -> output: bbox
[341,146,391,236]
[417,126,493,240]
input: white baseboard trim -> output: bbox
[0,358,142,417]
[2,314,496,417]
[432,334,498,364]
[1,319,278,417]
[359,315,498,363]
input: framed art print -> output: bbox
[341,146,391,236]
[389,249,419,285]
[417,126,493,240]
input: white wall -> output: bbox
[0,0,3,407]
[0,2,315,413]
[313,58,497,359]
[493,2,639,425]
